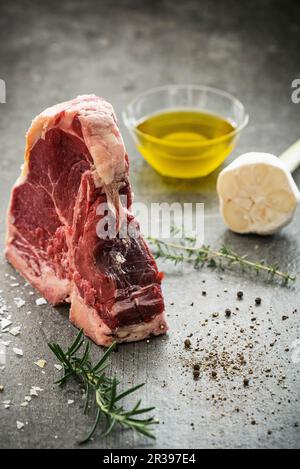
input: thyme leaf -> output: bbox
[147,236,296,284]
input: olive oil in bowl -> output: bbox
[135,110,237,178]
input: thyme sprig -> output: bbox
[48,330,158,444]
[147,235,296,284]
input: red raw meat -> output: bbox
[5,95,167,346]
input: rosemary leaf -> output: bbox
[48,331,158,444]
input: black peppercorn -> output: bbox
[237,291,244,300]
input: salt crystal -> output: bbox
[115,253,126,264]
[30,386,43,396]
[1,319,12,330]
[9,327,21,337]
[32,386,43,391]
[10,283,20,287]
[67,399,74,405]
[13,348,23,356]
[14,298,26,308]
[20,402,28,407]
[24,396,31,402]
[54,364,63,371]
[16,421,24,430]
[34,359,46,369]
[1,341,10,347]
[35,298,47,306]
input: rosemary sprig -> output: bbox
[147,235,296,284]
[48,330,158,444]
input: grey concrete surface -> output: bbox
[0,0,300,449]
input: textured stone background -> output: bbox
[0,0,299,449]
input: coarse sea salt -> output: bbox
[30,386,43,397]
[16,421,24,430]
[34,359,46,369]
[14,298,26,308]
[1,318,12,330]
[9,327,21,337]
[35,298,47,306]
[13,348,23,356]
[1,341,10,347]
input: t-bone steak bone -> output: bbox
[5,95,167,346]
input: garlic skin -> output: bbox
[217,152,300,235]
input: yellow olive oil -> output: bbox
[135,110,237,178]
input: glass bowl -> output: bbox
[122,84,249,179]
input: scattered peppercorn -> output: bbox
[202,291,207,296]
[225,308,231,317]
[184,338,191,349]
[255,297,262,305]
[193,370,200,380]
[211,371,217,378]
[243,378,249,387]
[282,315,289,321]
[237,291,244,300]
[193,363,200,371]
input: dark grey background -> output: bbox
[0,0,300,449]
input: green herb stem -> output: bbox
[147,236,296,284]
[48,330,158,444]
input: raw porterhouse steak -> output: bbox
[6,95,167,346]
